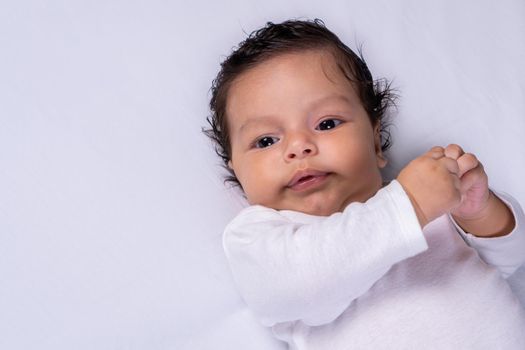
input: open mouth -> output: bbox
[287,170,330,191]
[298,175,315,183]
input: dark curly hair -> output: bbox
[204,19,396,189]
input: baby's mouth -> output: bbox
[287,170,330,191]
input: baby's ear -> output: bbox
[374,123,388,168]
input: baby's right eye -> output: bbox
[254,136,279,149]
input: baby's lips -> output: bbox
[287,169,329,189]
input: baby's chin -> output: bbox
[253,187,380,216]
[288,200,345,217]
[303,207,340,217]
[254,198,342,216]
[297,190,381,216]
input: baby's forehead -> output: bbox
[233,50,352,96]
[225,50,364,135]
[236,49,346,85]
[227,50,358,113]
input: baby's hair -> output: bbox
[205,19,396,189]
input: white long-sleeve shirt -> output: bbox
[223,180,525,349]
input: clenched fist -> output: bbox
[397,146,463,227]
[397,144,514,237]
[442,144,490,220]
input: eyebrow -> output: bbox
[237,93,353,133]
[309,93,353,110]
[238,115,278,134]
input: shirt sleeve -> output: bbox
[450,190,525,278]
[223,180,427,327]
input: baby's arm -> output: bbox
[224,181,426,327]
[446,144,525,277]
[225,147,465,327]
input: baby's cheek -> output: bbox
[243,175,274,206]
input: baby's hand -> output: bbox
[397,146,462,227]
[444,144,514,237]
[443,144,490,220]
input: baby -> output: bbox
[205,19,525,349]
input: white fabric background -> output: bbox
[0,1,524,349]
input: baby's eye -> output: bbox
[316,119,343,131]
[254,136,279,148]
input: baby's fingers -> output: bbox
[457,153,480,178]
[444,144,464,160]
[426,146,445,159]
[439,156,460,177]
[458,163,487,194]
[438,157,461,193]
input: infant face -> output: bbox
[226,50,386,216]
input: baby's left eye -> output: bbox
[316,119,343,131]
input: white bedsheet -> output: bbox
[1,1,523,349]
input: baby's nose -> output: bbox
[287,147,313,159]
[285,134,317,160]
